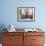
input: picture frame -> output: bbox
[17,7,35,22]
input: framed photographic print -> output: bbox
[17,7,35,22]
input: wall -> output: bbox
[0,0,46,29]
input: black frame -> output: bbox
[17,7,35,22]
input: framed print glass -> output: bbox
[17,7,35,22]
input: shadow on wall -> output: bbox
[0,24,7,43]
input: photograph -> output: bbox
[17,7,35,22]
